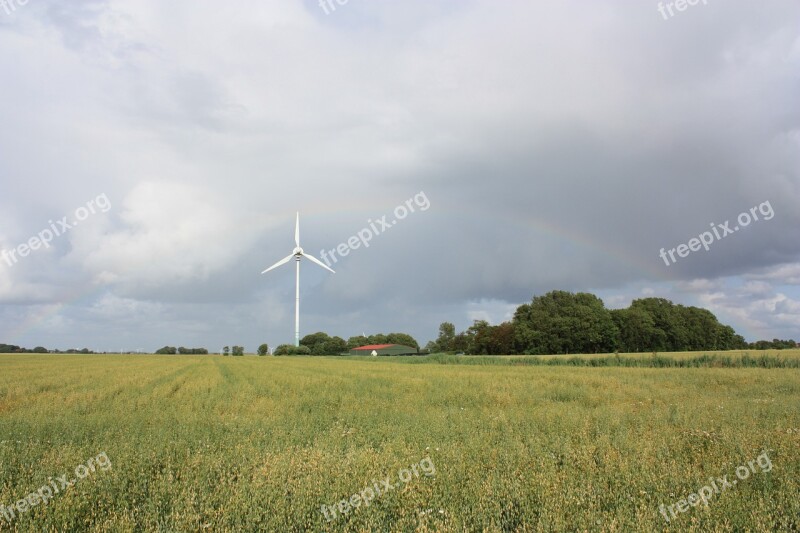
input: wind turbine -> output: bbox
[261,212,335,346]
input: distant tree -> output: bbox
[624,298,746,352]
[273,344,289,356]
[749,338,797,350]
[296,345,311,355]
[611,308,665,352]
[452,332,469,353]
[385,333,420,350]
[155,346,177,355]
[346,335,370,349]
[434,322,456,352]
[629,298,689,352]
[367,333,389,346]
[680,305,733,350]
[300,332,331,355]
[32,346,48,353]
[716,326,746,350]
[465,320,491,354]
[231,346,245,356]
[223,346,230,356]
[513,291,618,355]
[177,347,208,354]
[257,343,270,356]
[483,322,515,355]
[0,344,21,353]
[463,320,516,355]
[300,332,348,355]
[494,322,517,354]
[324,336,347,355]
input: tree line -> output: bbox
[155,346,209,355]
[749,339,798,350]
[427,291,793,355]
[2,292,795,356]
[0,344,93,354]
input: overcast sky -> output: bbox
[1,0,798,352]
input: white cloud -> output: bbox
[675,279,722,293]
[72,181,265,292]
[746,262,800,285]
[695,285,800,339]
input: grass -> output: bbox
[342,349,800,368]
[0,353,798,531]
[419,351,800,368]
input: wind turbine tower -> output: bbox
[261,212,335,346]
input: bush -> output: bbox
[273,344,312,356]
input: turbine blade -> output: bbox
[301,252,336,274]
[261,253,295,274]
[295,212,300,248]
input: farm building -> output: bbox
[348,344,418,356]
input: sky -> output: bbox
[0,0,798,352]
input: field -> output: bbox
[0,353,798,532]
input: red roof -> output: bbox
[352,344,396,350]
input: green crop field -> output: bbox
[1,353,798,532]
